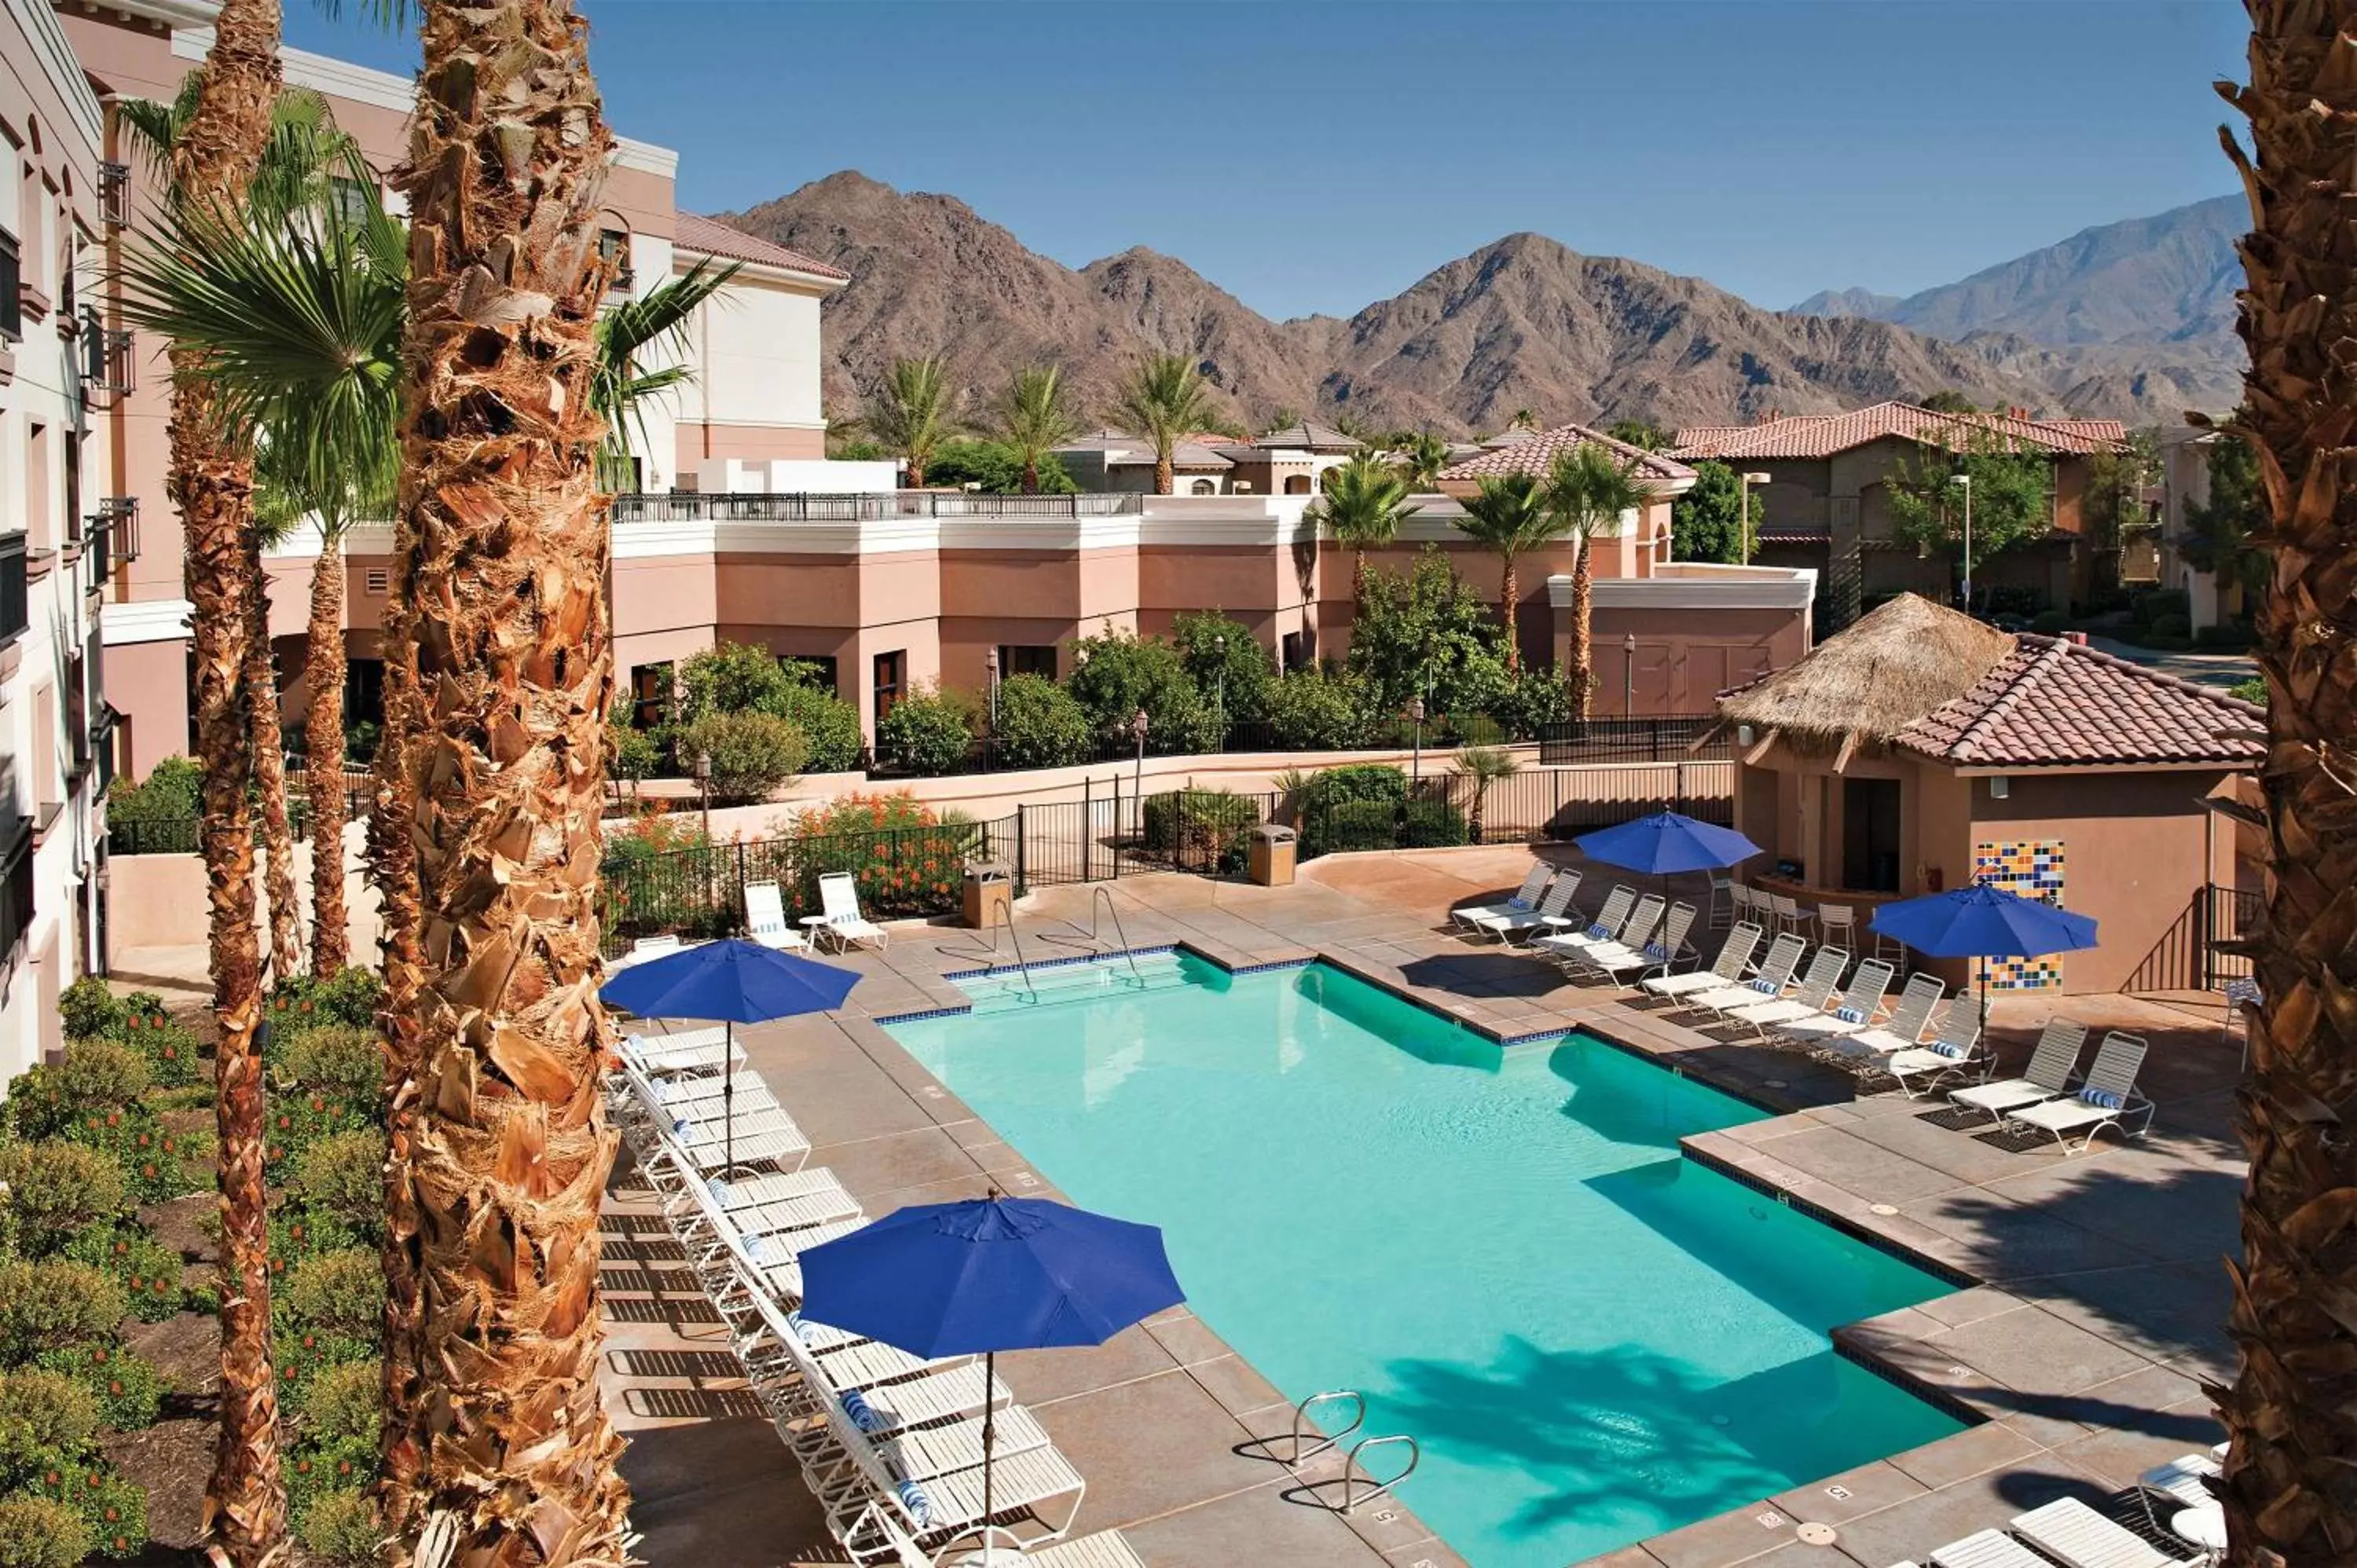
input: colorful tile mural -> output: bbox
[1973,838,2068,989]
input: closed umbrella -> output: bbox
[1870,883,2098,1037]
[798,1195,1185,1562]
[599,938,860,1167]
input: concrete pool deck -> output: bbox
[614,844,2242,1568]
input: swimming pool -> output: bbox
[886,952,1963,1567]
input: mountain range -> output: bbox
[718,172,2249,435]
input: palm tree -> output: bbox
[1116,352,1215,495]
[1310,452,1421,616]
[995,363,1082,494]
[1452,472,1554,671]
[1452,746,1522,842]
[1398,430,1452,490]
[377,0,629,1555]
[2212,9,2357,1563]
[592,257,742,491]
[863,355,956,486]
[1542,444,1656,718]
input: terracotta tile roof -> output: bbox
[1669,401,2127,462]
[1253,421,1361,450]
[1897,636,2263,768]
[675,213,851,282]
[1435,422,1696,486]
[1054,433,1232,470]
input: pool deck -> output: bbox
[614,844,2242,1568]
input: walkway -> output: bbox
[2084,636,2256,694]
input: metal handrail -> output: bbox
[1339,1434,1420,1513]
[985,904,1036,999]
[1090,886,1142,981]
[1286,1390,1365,1465]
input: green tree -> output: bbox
[993,365,1083,495]
[988,674,1091,768]
[922,439,1076,496]
[1347,548,1512,721]
[1451,746,1522,841]
[1395,430,1452,489]
[2080,426,2161,551]
[1670,460,1751,565]
[1885,427,2055,603]
[1918,389,1980,414]
[875,688,975,776]
[1605,418,1670,451]
[1542,444,1658,716]
[863,356,958,486]
[1310,452,1423,614]
[2181,424,2269,604]
[1115,354,1216,495]
[1451,472,1555,671]
[1066,628,1219,753]
[1172,610,1276,728]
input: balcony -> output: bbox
[611,491,1146,524]
[99,163,131,229]
[86,498,139,585]
[82,322,135,401]
[0,531,26,651]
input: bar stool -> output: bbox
[1868,905,1908,967]
[1729,884,1757,929]
[1771,893,1814,941]
[1817,902,1857,953]
[1707,874,1736,930]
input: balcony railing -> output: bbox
[98,162,131,228]
[610,491,1146,524]
[94,497,138,572]
[84,325,135,399]
[0,531,26,650]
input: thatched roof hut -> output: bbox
[1717,593,2014,764]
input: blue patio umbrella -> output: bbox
[1575,810,1762,875]
[1871,884,2099,1035]
[599,938,860,1167]
[798,1196,1184,1559]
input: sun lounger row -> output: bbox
[610,1082,1142,1566]
[1910,1496,2198,1568]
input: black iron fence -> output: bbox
[2126,883,2262,994]
[107,786,373,855]
[1535,716,1725,765]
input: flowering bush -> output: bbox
[787,793,984,918]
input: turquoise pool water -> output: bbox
[886,953,1962,1567]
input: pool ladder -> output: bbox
[1286,1390,1421,1514]
[981,906,1037,999]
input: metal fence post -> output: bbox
[734,841,748,931]
[1082,779,1093,881]
[2198,885,2216,991]
[1017,803,1028,892]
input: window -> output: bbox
[0,815,30,969]
[0,228,19,340]
[328,176,375,229]
[0,533,24,648]
[995,644,1056,681]
[598,229,634,292]
[629,661,673,729]
[782,654,837,694]
[344,658,386,731]
[62,433,79,546]
[1281,629,1312,672]
[873,650,905,727]
[1283,474,1311,495]
[1189,478,1216,496]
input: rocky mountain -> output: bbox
[717,172,2245,434]
[1791,195,2245,350]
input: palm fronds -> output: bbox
[993,364,1082,493]
[593,255,742,486]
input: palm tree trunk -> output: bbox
[2214,8,2357,1563]
[1500,551,1521,672]
[1157,445,1174,496]
[244,535,301,983]
[379,0,630,1555]
[167,0,287,1560]
[1567,536,1594,718]
[1023,457,1039,496]
[302,530,346,976]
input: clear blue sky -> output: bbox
[284,1,2248,321]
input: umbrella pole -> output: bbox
[724,1019,735,1173]
[1978,958,1988,1045]
[982,1348,997,1558]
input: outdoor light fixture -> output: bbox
[1131,707,1150,797]
[1950,472,1974,610]
[1407,694,1426,785]
[1737,724,1756,747]
[1623,632,1638,720]
[1989,775,2011,800]
[985,647,1000,746]
[693,751,713,837]
[1738,471,1771,566]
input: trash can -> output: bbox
[962,862,1013,929]
[1248,824,1297,887]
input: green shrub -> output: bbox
[296,1486,380,1566]
[1141,789,1263,874]
[876,687,975,776]
[280,1025,379,1102]
[23,1455,145,1557]
[292,1359,379,1447]
[56,981,124,1043]
[290,1130,387,1235]
[0,1143,126,1256]
[0,1372,98,1466]
[2029,609,2069,636]
[1065,628,1220,753]
[2230,676,2267,705]
[266,969,384,1037]
[118,1016,200,1090]
[2150,612,2192,639]
[785,794,983,918]
[920,438,1079,496]
[1259,668,1372,750]
[988,673,1091,769]
[286,1436,376,1519]
[1402,799,1471,848]
[676,710,808,804]
[1173,610,1276,726]
[606,715,661,786]
[1495,667,1575,740]
[2131,588,2190,627]
[273,1331,379,1398]
[772,679,864,774]
[2194,623,2253,650]
[63,1225,186,1323]
[283,1248,385,1342]
[66,1108,210,1207]
[57,1040,150,1111]
[32,1345,158,1432]
[1301,764,1408,811]
[262,1090,369,1178]
[0,1262,126,1361]
[1303,797,1398,856]
[0,1497,91,1568]
[104,760,202,852]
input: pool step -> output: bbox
[956,951,1191,1013]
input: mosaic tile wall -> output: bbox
[1973,838,2066,989]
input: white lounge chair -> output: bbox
[1930,1531,2050,1568]
[2005,1033,2152,1152]
[1945,1019,2091,1118]
[816,872,889,952]
[1529,885,1638,961]
[1549,893,1666,971]
[1452,865,1551,932]
[1644,922,1761,1001]
[1827,973,1948,1057]
[607,934,683,977]
[1470,873,1580,944]
[744,880,812,951]
[2138,1445,2225,1535]
[1884,1005,1986,1097]
[621,1025,746,1075]
[2009,1497,2191,1568]
[1679,932,1807,1015]
[1579,903,1699,991]
[1769,958,1897,1045]
[1721,946,1851,1034]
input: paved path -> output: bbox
[2085,636,2257,694]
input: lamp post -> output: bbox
[1212,633,1227,742]
[984,646,1000,763]
[1949,472,1973,613]
[1406,694,1426,786]
[1623,632,1637,719]
[692,750,713,841]
[1131,706,1149,802]
[1739,471,1771,565]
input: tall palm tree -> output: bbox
[2212,8,2357,1563]
[1116,352,1215,495]
[1398,430,1451,490]
[1310,452,1421,617]
[378,0,629,1555]
[863,355,955,486]
[995,363,1082,494]
[592,256,741,491]
[1542,444,1655,718]
[1452,472,1553,671]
